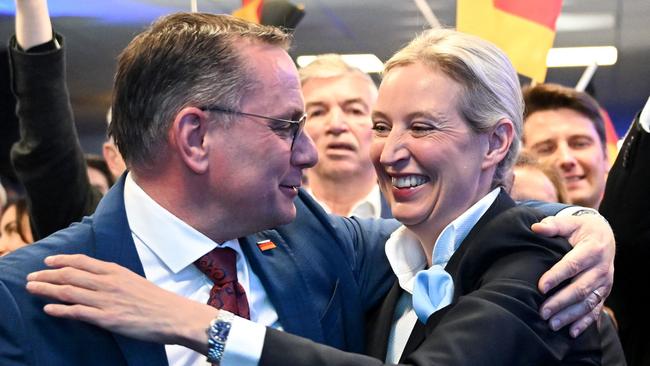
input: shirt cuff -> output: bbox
[221,316,266,366]
[639,96,650,133]
[556,206,599,217]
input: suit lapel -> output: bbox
[92,176,168,365]
[240,230,326,343]
[400,191,516,358]
[445,190,515,302]
[379,192,393,219]
[365,280,401,360]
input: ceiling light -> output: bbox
[296,54,384,73]
[546,46,618,67]
[556,13,616,32]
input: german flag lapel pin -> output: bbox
[257,239,277,252]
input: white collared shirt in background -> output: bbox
[307,184,383,219]
[383,188,501,363]
[123,173,276,366]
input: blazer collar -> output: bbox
[239,229,327,343]
[365,280,402,360]
[445,189,516,292]
[91,174,168,365]
[400,190,516,356]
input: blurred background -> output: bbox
[1,0,649,153]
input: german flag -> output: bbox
[232,0,264,24]
[256,239,277,252]
[457,0,563,83]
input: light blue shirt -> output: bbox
[384,188,501,363]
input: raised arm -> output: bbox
[10,0,102,240]
[15,0,52,49]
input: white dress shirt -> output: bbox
[383,188,501,363]
[123,173,276,366]
[307,184,383,219]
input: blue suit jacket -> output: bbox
[0,178,399,365]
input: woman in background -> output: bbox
[0,198,33,256]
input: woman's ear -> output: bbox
[482,118,514,170]
[170,107,211,174]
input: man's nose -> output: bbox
[556,143,577,171]
[291,130,318,169]
[325,108,349,135]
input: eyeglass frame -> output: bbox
[201,106,306,150]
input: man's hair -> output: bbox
[110,13,291,169]
[384,29,523,188]
[298,54,375,88]
[522,83,606,146]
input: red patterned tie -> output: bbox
[194,247,250,319]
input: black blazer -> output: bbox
[600,113,650,366]
[260,191,602,365]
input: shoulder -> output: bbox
[290,189,399,250]
[0,218,96,288]
[453,205,571,291]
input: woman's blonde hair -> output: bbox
[385,29,523,188]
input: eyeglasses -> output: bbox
[202,106,306,150]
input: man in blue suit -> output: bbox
[1,7,613,366]
[0,11,402,365]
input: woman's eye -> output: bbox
[3,222,17,234]
[410,123,436,135]
[371,122,391,135]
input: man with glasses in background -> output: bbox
[299,54,391,218]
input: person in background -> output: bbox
[600,96,650,366]
[0,198,32,256]
[85,154,115,195]
[522,84,609,209]
[300,55,390,218]
[102,108,127,180]
[8,0,122,241]
[509,151,568,203]
[0,183,7,214]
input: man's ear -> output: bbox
[482,118,514,170]
[169,107,211,174]
[102,141,127,179]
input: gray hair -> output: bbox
[110,13,291,170]
[299,54,375,88]
[384,29,523,188]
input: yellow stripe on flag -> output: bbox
[457,0,558,83]
[233,0,263,23]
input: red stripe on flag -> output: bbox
[599,107,619,163]
[493,0,563,31]
[241,0,264,22]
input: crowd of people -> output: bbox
[1,0,648,365]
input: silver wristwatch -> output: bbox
[206,310,235,365]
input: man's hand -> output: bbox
[26,254,216,353]
[532,214,614,337]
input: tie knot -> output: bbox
[195,247,238,286]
